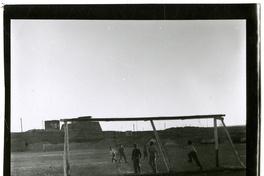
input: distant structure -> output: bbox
[61,116,102,132]
[45,120,60,130]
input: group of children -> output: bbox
[110,144,128,163]
[110,139,203,174]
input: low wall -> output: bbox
[11,139,27,152]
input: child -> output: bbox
[132,144,142,174]
[118,144,128,163]
[143,144,148,161]
[148,141,159,173]
[110,147,117,163]
[182,140,203,170]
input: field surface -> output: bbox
[11,143,246,176]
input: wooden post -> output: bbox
[214,118,219,167]
[220,119,246,168]
[63,121,70,176]
[150,120,170,172]
[20,118,23,132]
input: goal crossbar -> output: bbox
[60,114,225,122]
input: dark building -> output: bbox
[61,116,102,133]
[45,120,60,130]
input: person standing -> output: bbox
[143,144,148,161]
[182,140,203,170]
[132,144,142,174]
[110,147,117,163]
[148,141,159,173]
[118,144,128,163]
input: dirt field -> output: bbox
[11,143,246,176]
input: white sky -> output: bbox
[10,20,246,132]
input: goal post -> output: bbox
[220,118,246,168]
[214,117,219,167]
[60,114,245,176]
[63,121,70,176]
[150,119,170,172]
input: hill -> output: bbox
[11,125,246,152]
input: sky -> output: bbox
[10,20,246,132]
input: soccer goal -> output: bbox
[60,114,245,176]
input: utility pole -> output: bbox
[20,118,23,132]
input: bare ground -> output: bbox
[11,143,246,176]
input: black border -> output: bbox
[4,4,259,176]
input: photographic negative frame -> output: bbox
[3,3,259,176]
